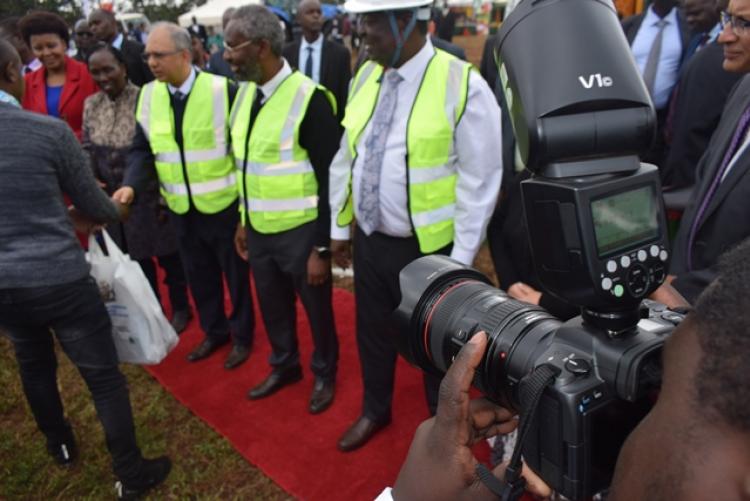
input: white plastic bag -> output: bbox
[87,230,179,364]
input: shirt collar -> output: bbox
[259,59,293,100]
[25,58,42,73]
[0,89,20,108]
[385,37,435,85]
[112,33,124,50]
[645,4,677,25]
[708,22,722,42]
[168,66,198,96]
[301,34,323,51]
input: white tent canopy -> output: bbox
[178,0,262,28]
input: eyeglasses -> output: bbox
[76,31,94,37]
[720,10,750,36]
[223,39,255,53]
[141,49,183,62]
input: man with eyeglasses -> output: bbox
[223,5,341,413]
[88,9,153,86]
[661,0,743,189]
[113,22,257,371]
[653,0,750,304]
[72,19,96,63]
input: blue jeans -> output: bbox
[0,276,143,482]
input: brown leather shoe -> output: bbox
[186,338,227,362]
[337,416,390,452]
[247,365,303,400]
[309,378,335,414]
[224,345,250,370]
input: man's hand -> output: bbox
[112,186,135,205]
[393,332,550,500]
[307,248,331,286]
[649,281,690,309]
[234,223,248,261]
[508,282,542,306]
[331,239,351,269]
[68,206,104,234]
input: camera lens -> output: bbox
[395,255,562,408]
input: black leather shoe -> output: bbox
[309,378,335,414]
[46,425,77,467]
[224,345,250,370]
[186,338,228,362]
[337,416,390,452]
[170,309,192,334]
[247,366,303,400]
[116,456,172,500]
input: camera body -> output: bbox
[394,258,683,500]
[393,0,688,498]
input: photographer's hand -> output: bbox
[392,332,550,500]
[508,282,542,306]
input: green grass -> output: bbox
[0,334,291,500]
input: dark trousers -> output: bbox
[353,227,445,423]
[171,204,254,346]
[137,252,189,313]
[246,221,338,381]
[0,276,143,482]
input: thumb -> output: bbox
[435,332,488,429]
[493,461,553,500]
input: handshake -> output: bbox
[68,188,132,234]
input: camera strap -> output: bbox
[476,364,558,501]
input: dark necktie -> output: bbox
[686,105,750,270]
[643,19,668,99]
[305,46,314,79]
[241,89,265,217]
[173,90,186,101]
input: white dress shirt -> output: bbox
[167,66,197,96]
[258,59,293,103]
[299,34,323,84]
[631,6,682,109]
[112,33,124,50]
[330,39,503,265]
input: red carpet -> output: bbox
[146,285,490,500]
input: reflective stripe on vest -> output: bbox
[230,72,334,233]
[136,72,237,215]
[337,50,471,253]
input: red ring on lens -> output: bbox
[422,281,474,364]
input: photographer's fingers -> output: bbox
[493,461,553,500]
[435,332,488,433]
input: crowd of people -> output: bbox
[1,0,749,498]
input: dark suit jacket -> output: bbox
[430,36,466,61]
[22,56,98,140]
[206,48,235,79]
[670,75,750,302]
[622,9,691,50]
[662,42,743,188]
[283,38,351,122]
[120,38,153,87]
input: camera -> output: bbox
[393,0,688,499]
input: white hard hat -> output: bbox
[344,0,433,18]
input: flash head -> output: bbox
[497,0,656,178]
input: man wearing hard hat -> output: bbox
[329,0,504,451]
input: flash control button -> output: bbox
[650,245,659,257]
[638,250,648,262]
[606,260,617,273]
[660,250,668,262]
[601,277,613,291]
[620,256,631,268]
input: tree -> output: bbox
[128,0,207,24]
[0,0,82,25]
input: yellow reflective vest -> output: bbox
[136,72,237,215]
[229,71,335,234]
[333,49,472,253]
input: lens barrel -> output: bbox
[395,256,562,408]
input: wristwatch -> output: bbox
[315,246,332,259]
